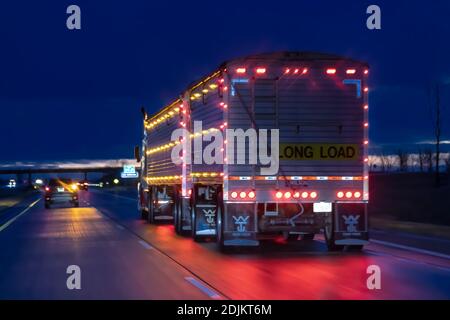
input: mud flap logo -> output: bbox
[232,215,249,232]
[342,215,360,232]
[202,209,216,224]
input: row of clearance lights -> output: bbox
[326,68,369,75]
[276,191,318,200]
[146,105,183,129]
[190,172,224,178]
[337,191,362,199]
[235,68,369,76]
[190,80,227,101]
[146,128,220,155]
[285,68,308,75]
[230,190,256,200]
[147,176,181,181]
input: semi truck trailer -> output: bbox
[136,51,370,251]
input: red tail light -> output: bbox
[326,68,337,74]
[293,192,300,199]
[239,191,247,199]
[337,190,362,200]
[248,191,255,199]
[310,191,317,199]
[45,187,50,192]
[284,191,292,199]
[275,191,283,199]
[236,67,246,74]
[346,69,356,75]
[301,192,309,199]
[231,191,238,199]
[256,67,266,74]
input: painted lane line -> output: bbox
[184,277,222,300]
[0,199,41,232]
[138,240,153,250]
[370,239,450,260]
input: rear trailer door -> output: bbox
[276,66,367,202]
[225,58,369,244]
[227,61,368,203]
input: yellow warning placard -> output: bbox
[279,143,359,160]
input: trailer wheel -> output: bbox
[348,245,364,251]
[216,200,227,251]
[282,232,299,241]
[138,188,147,220]
[324,214,344,252]
[300,233,315,241]
[174,193,181,234]
[147,189,155,224]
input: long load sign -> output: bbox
[280,143,359,160]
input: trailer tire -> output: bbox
[324,213,344,252]
[147,189,155,224]
[282,232,299,241]
[301,233,315,241]
[174,192,182,235]
[216,200,228,252]
[173,197,179,233]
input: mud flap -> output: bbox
[334,203,369,245]
[194,204,217,236]
[223,203,259,246]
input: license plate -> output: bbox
[313,202,332,213]
[57,187,65,192]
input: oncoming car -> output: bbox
[77,180,89,191]
[44,179,79,209]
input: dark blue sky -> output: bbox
[0,0,449,162]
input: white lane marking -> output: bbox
[184,277,222,300]
[116,224,125,230]
[370,239,450,260]
[0,199,41,232]
[138,240,153,250]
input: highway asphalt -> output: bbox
[0,188,449,299]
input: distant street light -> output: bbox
[113,179,119,185]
